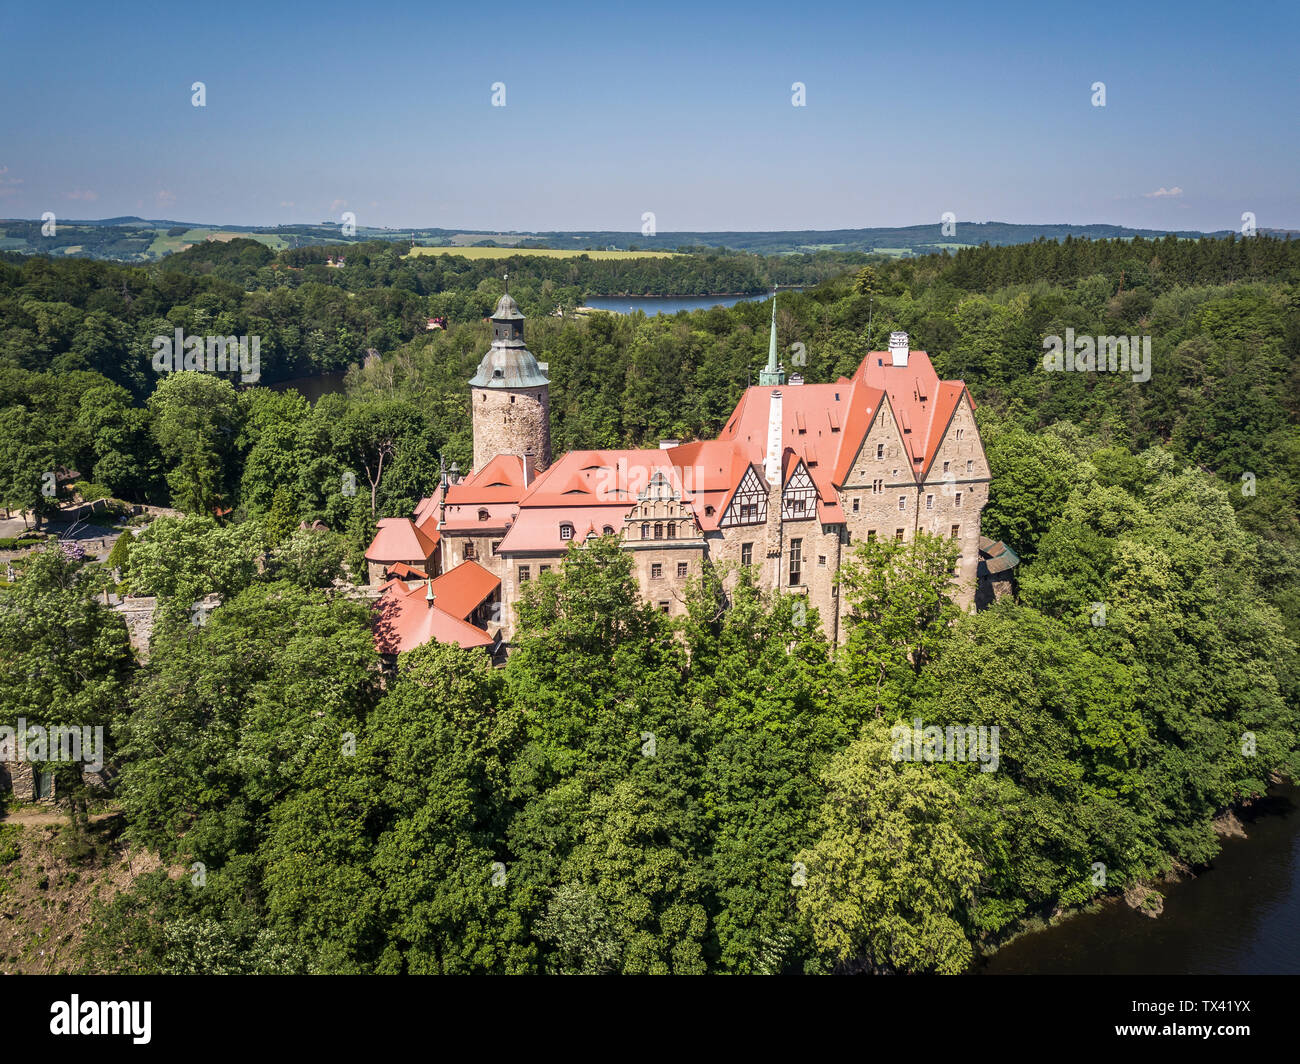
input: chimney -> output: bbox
[788,373,804,386]
[889,331,910,367]
[523,450,535,488]
[764,389,783,485]
[658,439,679,450]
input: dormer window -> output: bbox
[705,506,715,517]
[560,523,574,541]
[478,509,490,522]
[602,525,615,535]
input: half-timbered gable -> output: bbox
[782,459,817,520]
[720,465,768,527]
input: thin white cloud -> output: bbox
[68,188,98,201]
[1143,186,1184,198]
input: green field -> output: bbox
[406,246,679,261]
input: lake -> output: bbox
[582,293,774,316]
[982,784,1300,974]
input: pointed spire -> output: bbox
[758,290,786,386]
[768,292,778,369]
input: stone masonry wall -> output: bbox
[472,386,551,472]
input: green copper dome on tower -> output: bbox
[468,293,550,388]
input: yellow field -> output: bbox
[406,246,678,260]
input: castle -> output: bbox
[365,294,995,656]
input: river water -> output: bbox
[982,785,1300,974]
[266,370,348,400]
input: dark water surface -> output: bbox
[983,786,1300,974]
[582,293,773,316]
[266,370,348,401]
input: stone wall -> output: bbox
[113,596,158,659]
[471,385,550,472]
[0,760,38,802]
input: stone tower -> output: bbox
[469,293,551,472]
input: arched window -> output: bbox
[602,525,615,536]
[560,523,574,541]
[666,523,676,539]
[478,509,490,522]
[654,522,664,540]
[641,523,650,539]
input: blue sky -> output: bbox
[2,0,1296,232]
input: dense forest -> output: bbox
[1,232,1297,972]
[0,217,1242,261]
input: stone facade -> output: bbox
[471,384,550,473]
[373,302,999,656]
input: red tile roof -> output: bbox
[427,559,500,620]
[365,517,438,562]
[366,348,969,612]
[373,578,494,653]
[385,561,429,580]
[854,350,971,479]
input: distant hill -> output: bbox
[1,216,1292,263]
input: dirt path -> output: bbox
[1,808,122,828]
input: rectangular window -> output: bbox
[539,564,550,574]
[677,562,688,578]
[942,461,949,474]
[492,541,501,555]
[955,491,963,508]
[898,495,907,511]
[741,543,753,566]
[867,530,877,543]
[950,524,959,539]
[818,555,827,567]
[789,538,803,586]
[518,566,530,583]
[926,494,934,510]
[658,601,670,614]
[966,460,973,473]
[667,523,676,539]
[956,428,965,441]
[651,563,663,579]
[852,497,860,513]
[876,443,885,459]
[895,528,904,542]
[872,479,883,494]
